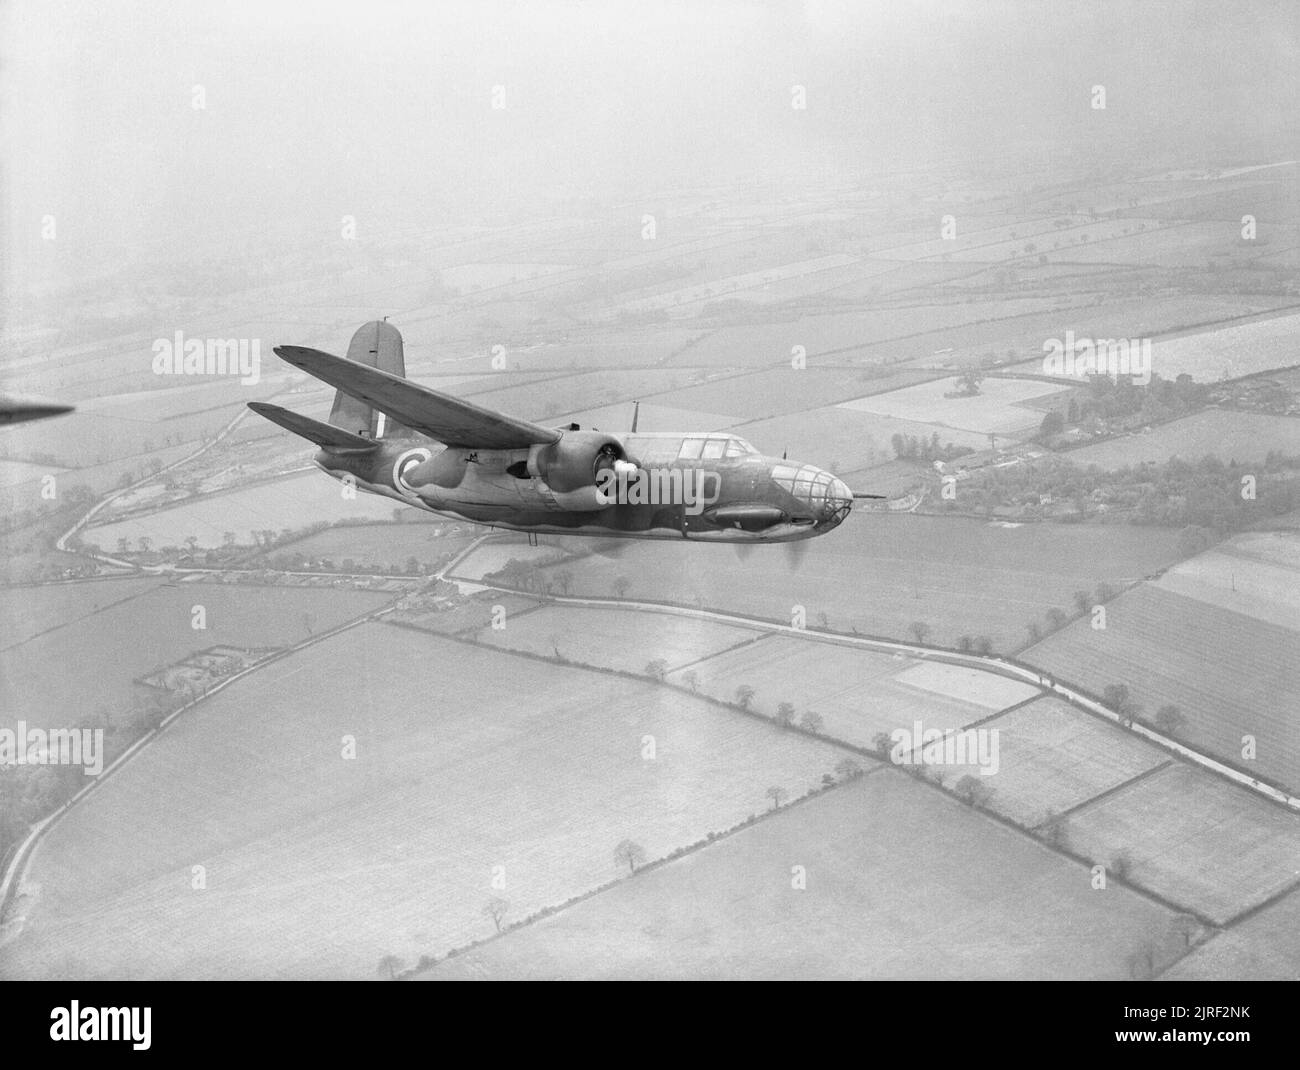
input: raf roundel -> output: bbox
[392,447,432,495]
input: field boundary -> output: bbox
[446,570,1300,813]
[0,598,399,935]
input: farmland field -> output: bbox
[0,442,198,515]
[658,367,940,423]
[0,382,258,469]
[839,377,1071,436]
[891,661,1039,709]
[826,260,988,298]
[426,772,1179,980]
[0,624,849,979]
[455,514,1186,653]
[666,299,1075,368]
[664,634,1037,750]
[870,215,1096,261]
[1131,171,1298,222]
[975,296,1297,379]
[0,582,393,728]
[976,698,1169,828]
[1146,310,1300,381]
[1061,410,1300,470]
[1063,764,1300,924]
[731,406,988,473]
[411,330,706,372]
[615,254,862,312]
[449,537,573,581]
[1023,584,1300,793]
[1039,221,1270,269]
[82,471,399,550]
[0,459,66,489]
[465,369,697,424]
[555,401,737,433]
[1151,531,1300,631]
[394,590,543,635]
[472,604,762,675]
[1165,887,1300,981]
[708,258,907,306]
[0,576,164,650]
[249,520,480,571]
[439,262,571,290]
[1013,305,1300,388]
[948,219,1179,264]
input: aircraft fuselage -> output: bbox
[313,430,853,543]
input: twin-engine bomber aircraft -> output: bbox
[250,320,873,544]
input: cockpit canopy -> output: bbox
[622,433,759,465]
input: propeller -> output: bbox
[586,538,629,560]
[784,538,811,571]
[733,541,757,562]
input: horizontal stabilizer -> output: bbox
[273,345,561,450]
[247,402,380,453]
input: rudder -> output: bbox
[328,319,411,438]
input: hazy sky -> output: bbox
[3,0,1296,291]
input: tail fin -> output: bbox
[328,319,410,439]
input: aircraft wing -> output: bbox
[273,345,562,449]
[247,402,380,453]
[0,395,74,426]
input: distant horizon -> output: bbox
[5,0,1297,305]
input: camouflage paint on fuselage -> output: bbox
[313,430,852,543]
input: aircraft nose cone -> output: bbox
[822,476,853,526]
[805,470,852,528]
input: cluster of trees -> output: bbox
[1102,683,1188,738]
[941,450,1300,530]
[943,369,983,398]
[1038,373,1212,442]
[481,558,574,596]
[260,552,432,576]
[891,431,976,464]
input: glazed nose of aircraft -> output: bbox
[818,475,854,527]
[801,470,852,527]
[771,462,854,528]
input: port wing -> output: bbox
[247,401,381,453]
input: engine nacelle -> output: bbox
[528,430,635,511]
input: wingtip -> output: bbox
[0,397,75,424]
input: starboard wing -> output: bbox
[273,345,561,449]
